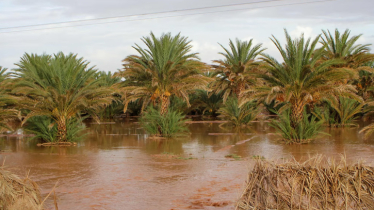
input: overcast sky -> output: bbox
[1,0,373,72]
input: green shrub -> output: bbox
[218,97,259,126]
[263,100,286,116]
[169,96,189,114]
[25,116,86,143]
[99,101,124,119]
[65,118,87,142]
[271,109,326,144]
[192,90,223,116]
[313,97,363,127]
[140,106,189,137]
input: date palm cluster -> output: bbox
[1,29,374,142]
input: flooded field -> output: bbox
[1,118,374,209]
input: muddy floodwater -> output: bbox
[2,118,374,209]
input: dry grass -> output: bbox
[236,155,374,210]
[0,167,42,210]
[0,163,58,210]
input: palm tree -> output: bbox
[247,30,356,125]
[0,67,8,84]
[320,29,374,136]
[13,52,115,142]
[116,32,211,115]
[210,39,265,101]
[192,90,223,117]
[96,71,121,87]
[0,67,17,132]
[355,65,374,99]
[96,71,123,119]
[321,29,374,70]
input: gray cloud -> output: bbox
[1,0,374,72]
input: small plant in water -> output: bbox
[251,155,265,160]
[270,109,326,144]
[225,154,242,160]
[218,97,259,127]
[25,116,86,143]
[140,106,189,138]
[176,156,196,160]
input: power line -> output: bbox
[0,0,294,31]
[0,0,334,34]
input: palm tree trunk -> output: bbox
[57,118,67,142]
[291,100,304,127]
[236,81,245,99]
[160,95,170,116]
[157,95,170,137]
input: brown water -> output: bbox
[1,119,374,209]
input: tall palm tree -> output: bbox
[13,52,115,142]
[116,32,211,115]
[321,29,374,136]
[246,30,356,125]
[96,71,123,119]
[321,29,374,71]
[210,39,265,101]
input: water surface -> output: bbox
[1,119,374,209]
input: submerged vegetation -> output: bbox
[271,109,325,144]
[25,116,86,143]
[0,28,374,142]
[140,106,188,138]
[218,97,258,127]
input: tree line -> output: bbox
[1,28,373,144]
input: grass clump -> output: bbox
[270,109,326,144]
[0,166,42,210]
[25,116,86,143]
[251,155,265,160]
[225,154,242,160]
[237,155,374,210]
[140,106,189,138]
[176,157,196,160]
[218,97,259,127]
